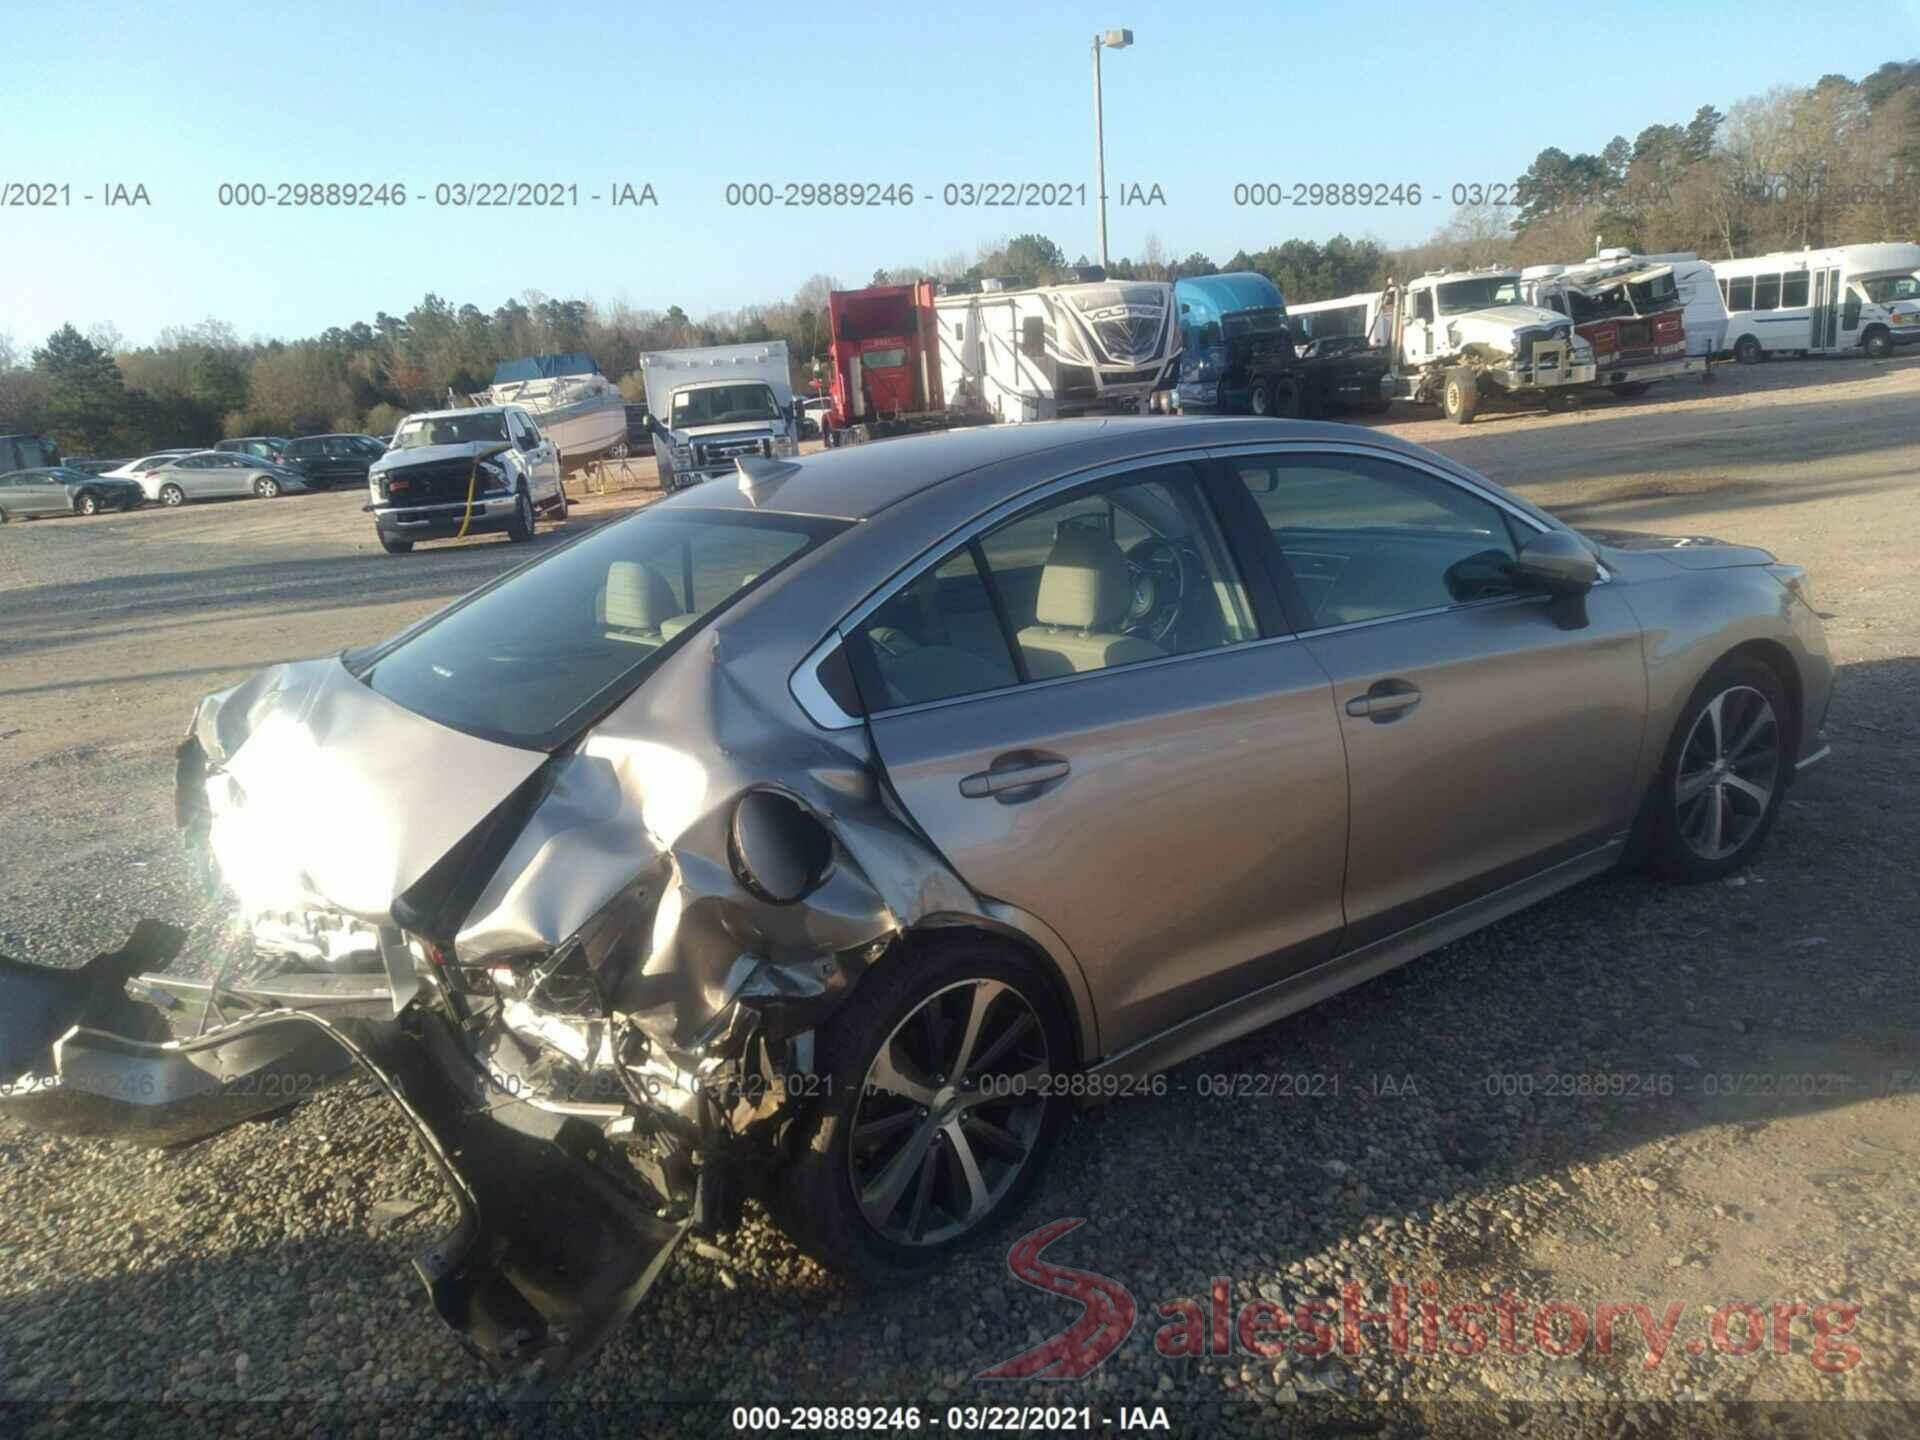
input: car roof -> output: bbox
[403,407,514,422]
[656,417,1497,523]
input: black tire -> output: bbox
[1643,654,1791,883]
[1733,335,1763,365]
[1543,388,1578,412]
[1270,377,1305,418]
[378,532,413,555]
[1610,382,1652,399]
[1862,327,1892,360]
[253,476,281,498]
[159,484,186,508]
[1441,367,1480,424]
[1248,379,1273,416]
[546,480,569,520]
[505,485,535,543]
[78,491,101,516]
[767,936,1073,1288]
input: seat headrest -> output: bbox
[1034,528,1131,630]
[604,561,682,632]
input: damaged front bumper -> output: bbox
[0,922,689,1389]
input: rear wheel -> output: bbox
[1543,388,1578,412]
[767,937,1071,1287]
[253,476,282,498]
[1734,335,1764,365]
[1442,367,1480,424]
[159,484,186,507]
[378,532,413,555]
[1645,655,1790,882]
[547,479,569,520]
[77,491,101,516]
[1610,382,1652,399]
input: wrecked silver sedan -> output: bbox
[0,418,1833,1385]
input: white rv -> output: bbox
[934,279,1181,422]
[1710,243,1920,362]
[639,342,799,490]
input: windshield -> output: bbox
[393,412,510,448]
[861,348,908,369]
[671,383,779,427]
[1436,277,1525,315]
[1860,274,1920,304]
[356,508,847,748]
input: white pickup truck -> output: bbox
[1382,268,1598,423]
[640,342,800,490]
[365,405,566,554]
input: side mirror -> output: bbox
[1513,531,1598,630]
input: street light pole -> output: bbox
[1091,29,1131,273]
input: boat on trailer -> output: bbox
[472,353,628,467]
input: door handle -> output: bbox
[1345,680,1422,722]
[959,757,1070,799]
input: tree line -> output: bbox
[2,61,1912,459]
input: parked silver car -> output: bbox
[0,465,145,519]
[0,419,1832,1385]
[139,450,309,506]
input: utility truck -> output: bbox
[1381,268,1597,423]
[640,342,799,490]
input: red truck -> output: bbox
[823,281,978,445]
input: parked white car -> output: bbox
[139,451,310,506]
[103,450,197,482]
[366,405,565,553]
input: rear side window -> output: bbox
[358,508,846,748]
[1727,277,1754,312]
[1753,275,1780,311]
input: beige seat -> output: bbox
[1015,529,1165,678]
[599,561,683,645]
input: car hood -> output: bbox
[673,422,778,442]
[188,656,547,926]
[1446,304,1574,341]
[1580,528,1776,570]
[371,441,511,475]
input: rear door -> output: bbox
[1217,445,1646,948]
[852,457,1350,1058]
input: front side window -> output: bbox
[1860,275,1920,304]
[1230,454,1525,628]
[849,464,1257,709]
[356,508,845,748]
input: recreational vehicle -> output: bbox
[934,278,1181,422]
[1711,243,1920,362]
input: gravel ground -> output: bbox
[2,366,1917,1437]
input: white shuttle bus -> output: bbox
[1711,243,1920,363]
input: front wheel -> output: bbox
[1644,655,1790,882]
[78,491,101,516]
[1248,379,1273,416]
[1442,367,1480,424]
[767,938,1071,1286]
[1862,327,1892,360]
[505,485,535,542]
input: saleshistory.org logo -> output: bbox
[977,1219,1865,1379]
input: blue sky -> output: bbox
[2,0,1910,347]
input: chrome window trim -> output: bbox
[788,631,863,731]
[1204,439,1612,584]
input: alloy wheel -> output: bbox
[1673,685,1779,861]
[848,978,1051,1247]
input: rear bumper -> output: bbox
[0,923,686,1389]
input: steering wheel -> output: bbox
[1122,537,1190,643]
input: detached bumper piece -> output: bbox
[0,923,687,1389]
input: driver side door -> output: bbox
[854,457,1350,1057]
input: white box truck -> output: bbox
[640,342,800,490]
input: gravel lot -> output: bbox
[3,363,1917,1436]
